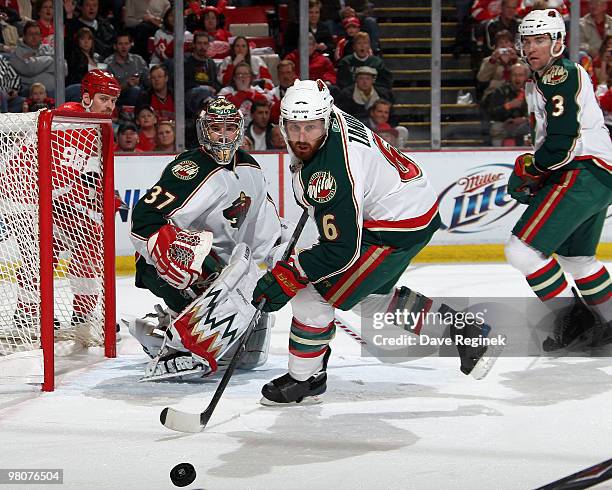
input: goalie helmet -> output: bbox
[279,79,334,143]
[81,69,121,98]
[517,8,566,59]
[196,97,244,165]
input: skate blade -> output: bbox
[259,394,323,406]
[470,335,506,380]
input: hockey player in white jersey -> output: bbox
[251,80,504,405]
[129,97,282,380]
[505,9,612,351]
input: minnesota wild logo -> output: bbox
[223,191,252,228]
[541,65,568,85]
[307,171,336,203]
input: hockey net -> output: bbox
[0,110,116,391]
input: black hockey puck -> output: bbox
[170,462,196,487]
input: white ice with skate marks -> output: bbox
[0,263,611,489]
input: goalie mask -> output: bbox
[196,97,244,165]
[517,9,566,60]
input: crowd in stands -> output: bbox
[0,0,408,152]
[454,0,612,146]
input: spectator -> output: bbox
[22,82,53,112]
[482,62,530,146]
[218,61,269,126]
[137,64,175,121]
[202,6,231,43]
[475,0,520,58]
[135,105,158,152]
[154,120,176,152]
[336,66,393,124]
[245,100,274,150]
[218,36,273,90]
[593,34,612,88]
[580,0,612,58]
[284,33,337,87]
[183,31,220,116]
[34,0,53,46]
[0,2,20,27]
[65,0,116,60]
[0,9,18,54]
[268,59,298,123]
[375,123,400,147]
[366,99,408,148]
[0,54,21,112]
[124,0,171,62]
[66,27,101,91]
[285,0,334,56]
[9,21,56,96]
[104,33,149,107]
[313,0,380,51]
[270,124,286,150]
[115,121,142,152]
[337,32,393,89]
[476,29,519,98]
[150,6,174,66]
[335,16,361,62]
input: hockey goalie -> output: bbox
[129,97,283,380]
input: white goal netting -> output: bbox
[0,110,110,385]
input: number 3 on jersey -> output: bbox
[372,132,422,183]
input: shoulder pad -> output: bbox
[236,149,261,169]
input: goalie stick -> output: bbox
[160,209,309,433]
[534,457,612,490]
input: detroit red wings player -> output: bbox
[11,70,121,334]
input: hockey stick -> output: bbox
[534,457,612,490]
[160,209,309,433]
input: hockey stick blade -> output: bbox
[159,407,204,433]
[534,457,612,490]
[159,209,310,433]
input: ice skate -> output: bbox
[261,348,330,405]
[451,321,505,380]
[542,290,597,352]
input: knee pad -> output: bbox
[505,235,549,275]
[291,284,335,327]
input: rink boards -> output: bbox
[113,150,612,270]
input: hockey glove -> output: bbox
[514,153,549,187]
[147,224,213,290]
[252,259,308,312]
[507,171,534,204]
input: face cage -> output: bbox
[197,115,244,165]
[517,31,566,61]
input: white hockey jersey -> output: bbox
[130,147,281,267]
[291,108,440,284]
[526,57,612,174]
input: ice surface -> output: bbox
[1,264,611,490]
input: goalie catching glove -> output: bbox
[252,258,308,312]
[147,224,213,289]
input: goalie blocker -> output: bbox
[135,243,274,381]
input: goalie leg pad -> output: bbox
[237,312,274,370]
[168,243,260,374]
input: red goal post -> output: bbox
[0,109,116,392]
